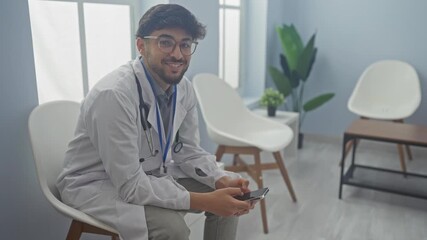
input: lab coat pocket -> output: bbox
[138,151,159,171]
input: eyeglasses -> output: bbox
[143,36,198,56]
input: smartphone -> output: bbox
[234,187,269,202]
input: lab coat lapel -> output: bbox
[141,82,162,140]
[173,85,187,139]
[132,59,161,138]
[146,97,163,141]
[132,58,187,144]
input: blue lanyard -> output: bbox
[140,61,177,172]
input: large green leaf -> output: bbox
[304,48,317,82]
[276,24,303,71]
[303,93,335,112]
[269,66,291,98]
[280,53,301,90]
[279,53,291,78]
[297,34,317,81]
[289,70,300,89]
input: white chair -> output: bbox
[192,73,297,234]
[28,101,119,240]
[346,60,421,171]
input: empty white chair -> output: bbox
[28,101,119,240]
[348,60,421,120]
[193,73,297,234]
[346,60,421,171]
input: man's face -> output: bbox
[138,28,193,88]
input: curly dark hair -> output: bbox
[136,4,206,40]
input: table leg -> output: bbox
[349,139,358,178]
[339,135,351,199]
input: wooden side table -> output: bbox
[339,119,427,199]
[252,109,299,161]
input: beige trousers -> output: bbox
[144,178,239,240]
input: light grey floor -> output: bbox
[187,135,427,240]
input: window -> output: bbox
[28,0,140,104]
[219,0,241,89]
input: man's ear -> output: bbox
[136,37,145,55]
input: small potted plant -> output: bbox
[260,88,285,117]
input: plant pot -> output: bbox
[267,106,277,117]
[298,132,304,149]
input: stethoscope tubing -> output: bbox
[132,62,184,161]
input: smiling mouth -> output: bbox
[164,61,186,72]
[166,62,183,67]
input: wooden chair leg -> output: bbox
[215,145,225,161]
[254,150,268,234]
[66,219,119,240]
[397,144,407,173]
[393,119,412,161]
[66,220,83,240]
[232,154,239,166]
[273,152,297,202]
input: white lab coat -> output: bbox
[57,58,238,240]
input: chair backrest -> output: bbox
[28,101,80,200]
[193,73,293,152]
[192,73,252,133]
[348,60,421,120]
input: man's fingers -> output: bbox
[239,179,250,192]
[234,199,251,210]
[248,200,257,208]
[234,209,250,216]
[225,187,243,195]
[242,179,249,188]
[223,187,252,209]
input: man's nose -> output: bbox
[170,44,183,59]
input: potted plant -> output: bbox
[260,88,285,117]
[269,24,335,147]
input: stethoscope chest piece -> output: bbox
[173,141,183,153]
[173,130,183,153]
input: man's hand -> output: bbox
[215,176,250,193]
[190,188,251,217]
[215,177,257,216]
[187,176,254,217]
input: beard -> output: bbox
[145,56,189,86]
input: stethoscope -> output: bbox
[132,62,184,172]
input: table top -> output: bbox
[252,109,299,123]
[345,119,427,146]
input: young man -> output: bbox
[57,4,253,240]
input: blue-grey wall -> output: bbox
[0,1,219,239]
[1,1,111,239]
[241,1,268,99]
[0,1,71,239]
[167,0,220,154]
[170,0,219,80]
[267,0,427,136]
[2,0,427,239]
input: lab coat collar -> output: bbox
[131,57,187,144]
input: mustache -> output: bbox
[163,57,186,64]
